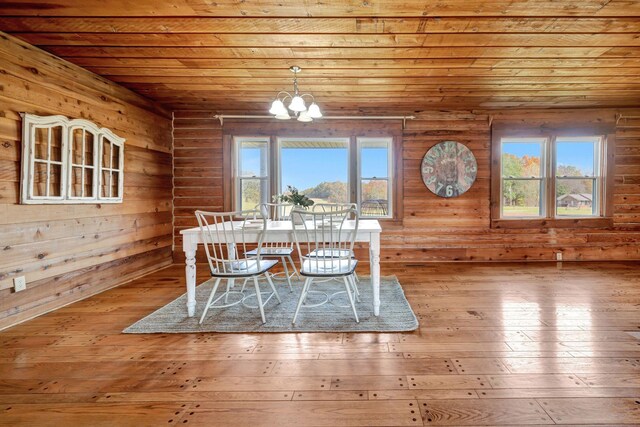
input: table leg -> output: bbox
[184,237,198,317]
[370,232,381,316]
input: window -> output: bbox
[235,137,270,211]
[232,136,394,218]
[358,138,393,218]
[20,113,125,204]
[492,126,613,227]
[279,137,350,205]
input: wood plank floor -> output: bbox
[1,262,639,426]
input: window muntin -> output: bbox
[501,138,546,218]
[278,138,350,205]
[358,138,393,218]
[235,137,270,211]
[499,134,605,220]
[555,136,601,217]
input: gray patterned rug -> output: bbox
[124,276,418,333]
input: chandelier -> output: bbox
[268,66,322,122]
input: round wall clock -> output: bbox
[421,141,477,198]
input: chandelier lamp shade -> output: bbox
[269,66,322,121]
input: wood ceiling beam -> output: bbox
[43,46,628,59]
[2,17,640,34]
[0,0,638,17]
[14,33,640,48]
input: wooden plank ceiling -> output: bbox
[1,0,640,114]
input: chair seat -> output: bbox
[300,259,358,277]
[211,259,278,278]
[307,248,355,258]
[246,247,294,256]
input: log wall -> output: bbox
[0,33,173,329]
[173,109,640,264]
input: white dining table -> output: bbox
[180,219,383,318]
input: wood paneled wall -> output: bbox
[0,32,173,329]
[173,109,640,264]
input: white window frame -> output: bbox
[553,136,602,218]
[234,136,270,212]
[499,137,547,219]
[20,113,125,204]
[357,137,393,219]
[499,135,604,219]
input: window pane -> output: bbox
[102,139,112,168]
[49,164,62,197]
[240,178,268,211]
[71,166,83,197]
[34,127,48,160]
[85,132,94,166]
[501,139,544,178]
[33,162,47,197]
[101,170,110,198]
[84,169,94,198]
[72,129,84,164]
[556,178,596,216]
[50,126,63,162]
[239,140,268,177]
[502,179,543,217]
[112,144,120,170]
[361,140,389,178]
[111,172,119,198]
[556,137,598,178]
[280,139,349,204]
[361,179,389,217]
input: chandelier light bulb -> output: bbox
[269,99,287,116]
[289,95,306,112]
[307,102,322,118]
[297,111,313,122]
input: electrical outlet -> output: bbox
[556,252,563,261]
[13,276,26,292]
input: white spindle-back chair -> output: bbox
[195,209,281,324]
[311,202,360,282]
[243,203,298,291]
[290,207,360,324]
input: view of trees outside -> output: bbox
[502,139,597,217]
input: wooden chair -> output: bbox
[290,207,360,324]
[243,203,299,292]
[195,209,281,324]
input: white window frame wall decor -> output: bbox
[20,113,125,204]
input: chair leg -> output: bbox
[252,276,266,324]
[293,277,311,325]
[302,277,314,304]
[354,270,360,283]
[265,272,282,303]
[199,278,221,324]
[240,278,249,293]
[224,279,232,304]
[348,274,361,302]
[287,255,300,280]
[281,257,293,292]
[342,276,359,323]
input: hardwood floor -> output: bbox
[1,262,639,426]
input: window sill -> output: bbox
[491,217,613,229]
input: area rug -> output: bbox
[123,276,418,333]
